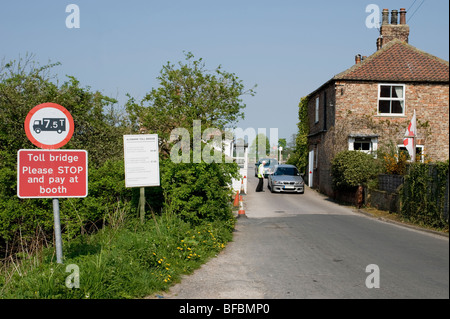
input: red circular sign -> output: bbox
[24,103,74,149]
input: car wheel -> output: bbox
[270,182,274,193]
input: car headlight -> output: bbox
[273,180,283,185]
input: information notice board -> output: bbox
[123,134,160,188]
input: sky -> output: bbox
[1,0,449,146]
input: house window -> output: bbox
[378,84,405,115]
[315,97,319,123]
[398,145,424,163]
[348,136,378,156]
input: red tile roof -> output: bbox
[334,39,449,82]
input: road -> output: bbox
[161,165,449,299]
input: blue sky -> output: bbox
[1,0,448,145]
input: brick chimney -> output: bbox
[377,8,409,50]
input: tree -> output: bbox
[126,52,255,223]
[126,52,256,158]
[249,133,271,161]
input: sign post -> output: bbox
[123,134,160,223]
[20,103,87,264]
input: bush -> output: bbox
[0,57,129,255]
[161,156,240,225]
[331,150,380,190]
[401,162,449,229]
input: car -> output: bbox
[254,158,279,178]
[268,164,305,193]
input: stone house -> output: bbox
[305,8,449,197]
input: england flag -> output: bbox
[403,110,416,159]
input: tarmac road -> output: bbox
[160,166,449,299]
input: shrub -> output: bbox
[331,150,380,190]
[161,156,240,225]
[382,151,409,175]
[401,162,449,229]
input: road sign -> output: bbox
[17,149,88,198]
[124,134,160,188]
[24,103,74,149]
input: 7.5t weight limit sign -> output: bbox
[17,149,88,198]
[24,103,74,149]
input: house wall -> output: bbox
[307,83,336,196]
[307,80,449,196]
[334,81,449,162]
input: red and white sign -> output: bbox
[24,103,74,149]
[17,149,88,198]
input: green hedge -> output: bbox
[401,162,449,229]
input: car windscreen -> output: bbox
[274,167,298,176]
[264,159,278,167]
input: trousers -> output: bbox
[255,177,264,192]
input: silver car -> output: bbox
[268,164,305,193]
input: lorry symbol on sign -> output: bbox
[33,118,66,134]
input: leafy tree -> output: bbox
[249,133,271,161]
[126,52,255,223]
[127,52,256,158]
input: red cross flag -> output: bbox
[403,110,416,160]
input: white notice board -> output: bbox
[124,134,160,187]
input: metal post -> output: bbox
[140,187,145,224]
[52,198,63,264]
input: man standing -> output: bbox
[255,160,266,192]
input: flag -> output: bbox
[403,110,416,159]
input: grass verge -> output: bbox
[0,211,235,299]
[360,206,449,235]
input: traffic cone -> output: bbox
[237,195,246,218]
[233,190,239,207]
[239,176,246,195]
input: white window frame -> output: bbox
[348,136,378,157]
[397,144,425,163]
[377,84,406,116]
[315,97,319,123]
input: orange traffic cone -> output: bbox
[237,195,246,218]
[233,191,239,207]
[239,176,246,195]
